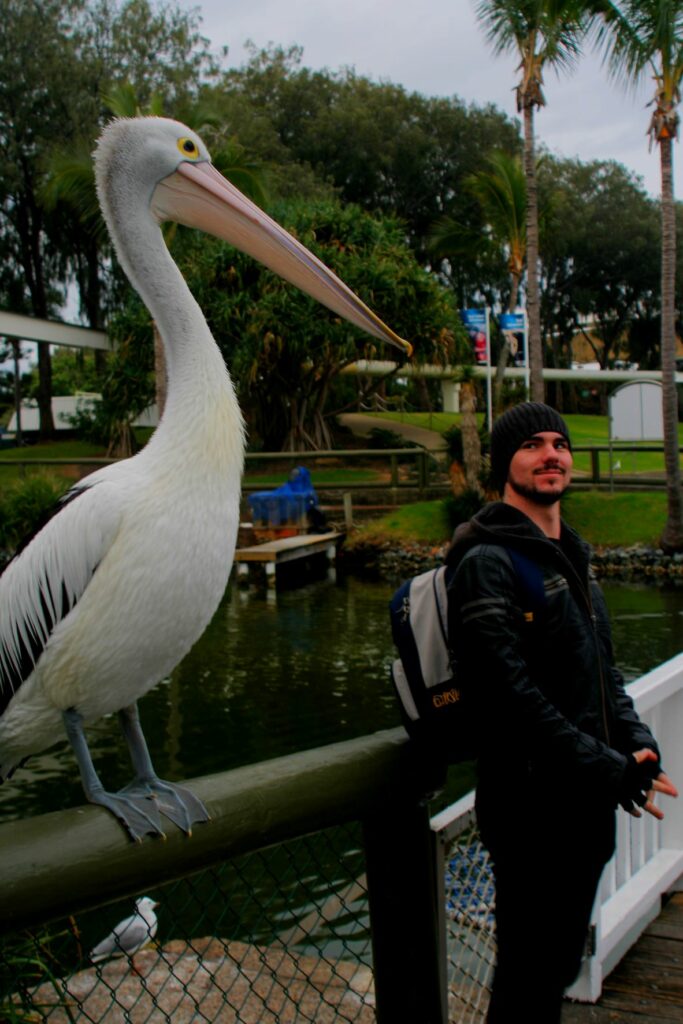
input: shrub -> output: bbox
[444,488,486,531]
[442,424,464,463]
[365,427,416,450]
[0,474,68,563]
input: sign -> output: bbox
[460,309,489,366]
[499,312,527,367]
[610,380,663,441]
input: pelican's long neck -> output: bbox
[106,188,244,463]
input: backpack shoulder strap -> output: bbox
[505,547,546,613]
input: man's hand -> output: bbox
[628,748,678,820]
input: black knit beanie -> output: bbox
[490,402,572,492]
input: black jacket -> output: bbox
[446,502,658,805]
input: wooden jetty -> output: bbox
[563,891,683,1023]
[234,531,344,586]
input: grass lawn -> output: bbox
[363,411,683,477]
[354,490,670,550]
[0,439,107,490]
[244,467,383,487]
[357,500,453,546]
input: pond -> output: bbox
[2,569,682,822]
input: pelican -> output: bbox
[0,117,411,841]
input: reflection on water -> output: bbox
[602,581,683,681]
[2,575,682,822]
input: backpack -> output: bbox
[389,549,545,764]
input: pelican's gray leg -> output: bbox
[62,708,163,842]
[118,703,209,835]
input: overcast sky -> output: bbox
[181,0,675,200]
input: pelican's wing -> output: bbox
[0,480,123,714]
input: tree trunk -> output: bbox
[12,340,22,446]
[16,172,54,440]
[658,136,683,551]
[523,102,544,402]
[460,380,482,494]
[37,342,55,440]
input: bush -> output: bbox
[365,427,416,450]
[444,488,486,531]
[0,474,68,563]
[442,424,463,463]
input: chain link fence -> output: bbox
[439,813,496,1024]
[0,736,497,1024]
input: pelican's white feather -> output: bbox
[0,481,123,705]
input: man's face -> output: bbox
[506,431,572,506]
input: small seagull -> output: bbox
[90,896,159,963]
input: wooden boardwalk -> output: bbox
[234,531,344,585]
[563,892,683,1023]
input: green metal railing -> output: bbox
[2,444,683,494]
[0,730,462,1024]
[0,448,439,495]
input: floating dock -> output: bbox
[234,531,344,586]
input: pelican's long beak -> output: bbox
[151,160,413,357]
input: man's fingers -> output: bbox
[643,799,665,821]
[654,773,678,798]
[633,748,658,765]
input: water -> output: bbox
[1,573,682,821]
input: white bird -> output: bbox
[0,117,412,841]
[90,896,159,962]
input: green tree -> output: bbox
[593,1,683,548]
[112,196,465,451]
[475,0,591,401]
[472,152,527,411]
[216,44,521,268]
[0,0,90,437]
[0,0,220,440]
[539,157,660,367]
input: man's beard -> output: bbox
[507,474,567,507]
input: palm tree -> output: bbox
[474,0,590,401]
[467,151,527,408]
[592,1,683,550]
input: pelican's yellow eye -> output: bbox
[177,137,199,159]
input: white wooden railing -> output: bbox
[431,651,683,1010]
[570,650,683,1001]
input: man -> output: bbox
[446,402,677,1023]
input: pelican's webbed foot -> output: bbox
[118,703,210,836]
[63,708,165,842]
[121,775,209,835]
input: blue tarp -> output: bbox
[248,466,319,526]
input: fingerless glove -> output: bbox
[618,754,659,812]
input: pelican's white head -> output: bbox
[94,117,209,225]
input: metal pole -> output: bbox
[485,307,492,434]
[591,449,600,485]
[343,491,353,531]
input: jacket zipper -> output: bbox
[549,543,612,746]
